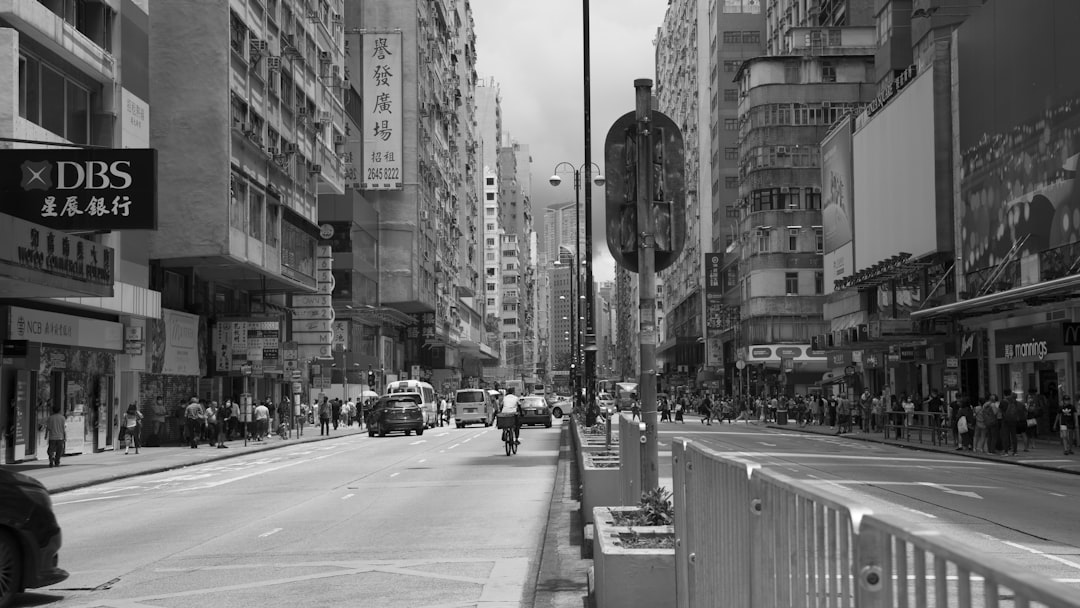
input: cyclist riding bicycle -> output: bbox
[498,387,522,445]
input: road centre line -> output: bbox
[258,528,281,538]
[390,472,400,478]
[341,493,354,500]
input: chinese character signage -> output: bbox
[360,31,403,190]
[212,320,281,374]
[0,149,157,230]
[0,213,114,291]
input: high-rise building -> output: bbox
[0,0,161,461]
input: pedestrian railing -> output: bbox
[672,438,1080,608]
[882,411,950,446]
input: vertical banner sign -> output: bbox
[361,31,403,190]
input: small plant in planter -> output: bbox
[611,487,674,527]
[617,529,675,549]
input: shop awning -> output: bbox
[911,273,1080,321]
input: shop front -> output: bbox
[137,309,205,445]
[2,306,122,463]
[745,344,828,395]
[991,323,1070,406]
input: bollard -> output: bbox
[605,415,612,450]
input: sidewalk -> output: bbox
[767,419,1080,475]
[0,424,368,493]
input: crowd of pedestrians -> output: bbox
[584,384,1078,457]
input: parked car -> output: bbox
[519,395,553,427]
[0,469,68,608]
[597,392,617,416]
[367,394,426,437]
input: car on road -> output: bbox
[367,394,426,437]
[597,392,617,416]
[0,469,68,608]
[453,388,491,428]
[549,399,568,419]
[519,395,553,427]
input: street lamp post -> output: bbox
[550,163,604,407]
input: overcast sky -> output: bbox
[472,0,671,283]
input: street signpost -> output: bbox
[604,79,685,493]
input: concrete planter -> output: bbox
[581,451,622,524]
[592,506,676,608]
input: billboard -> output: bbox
[852,66,937,270]
[821,116,854,254]
[359,31,403,190]
[957,0,1080,274]
[0,149,157,231]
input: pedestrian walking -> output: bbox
[254,400,270,441]
[957,398,974,451]
[204,402,218,447]
[1023,392,1041,452]
[318,396,332,435]
[44,402,66,467]
[123,403,143,454]
[631,400,641,421]
[1054,396,1076,455]
[183,397,205,449]
[674,399,684,423]
[331,398,342,430]
[1001,394,1025,456]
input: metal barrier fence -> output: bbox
[882,410,950,446]
[672,438,1080,608]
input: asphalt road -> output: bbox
[33,422,564,608]
[654,420,1080,590]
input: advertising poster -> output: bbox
[821,116,854,254]
[148,309,203,376]
[957,0,1080,275]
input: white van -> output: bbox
[385,380,438,428]
[453,388,491,428]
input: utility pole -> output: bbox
[634,79,659,492]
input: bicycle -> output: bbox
[497,414,517,456]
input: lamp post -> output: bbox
[550,162,604,407]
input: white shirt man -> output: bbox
[501,391,520,415]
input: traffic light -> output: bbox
[368,371,375,386]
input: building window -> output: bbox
[265,203,279,247]
[756,229,771,253]
[248,191,263,239]
[724,118,738,130]
[815,271,824,294]
[742,31,760,44]
[805,188,822,210]
[787,228,799,251]
[487,298,496,306]
[18,55,91,144]
[821,61,836,83]
[784,63,800,84]
[724,147,738,160]
[725,176,739,189]
[486,223,495,231]
[724,60,741,72]
[723,88,738,103]
[486,207,495,215]
[230,175,246,230]
[486,177,495,186]
[486,238,495,246]
[828,29,842,46]
[486,192,495,200]
[814,228,824,252]
[723,31,741,44]
[785,272,799,295]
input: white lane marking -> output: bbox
[341,493,354,500]
[410,440,426,445]
[389,472,400,478]
[54,494,142,506]
[258,528,282,538]
[448,443,460,450]
[917,482,983,500]
[418,459,427,463]
[758,442,777,447]
[1003,541,1080,571]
